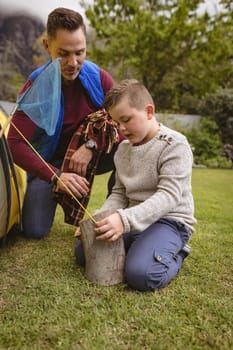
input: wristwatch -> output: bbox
[85,139,96,150]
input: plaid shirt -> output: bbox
[53,109,119,226]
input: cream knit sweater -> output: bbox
[100,124,197,233]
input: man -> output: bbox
[7,8,116,239]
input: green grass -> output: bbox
[0,169,232,350]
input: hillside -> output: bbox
[0,13,45,78]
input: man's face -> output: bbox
[44,27,86,81]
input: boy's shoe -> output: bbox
[180,244,191,259]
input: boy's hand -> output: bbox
[95,213,124,242]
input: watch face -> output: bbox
[86,140,96,149]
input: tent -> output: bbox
[0,103,26,239]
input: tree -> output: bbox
[80,0,233,112]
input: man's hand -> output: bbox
[57,172,89,198]
[69,144,93,177]
[74,227,81,239]
[95,212,124,242]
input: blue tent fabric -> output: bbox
[17,59,61,136]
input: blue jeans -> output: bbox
[74,218,191,291]
[22,178,57,239]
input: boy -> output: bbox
[75,79,196,291]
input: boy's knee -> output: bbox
[125,264,146,291]
[125,258,169,291]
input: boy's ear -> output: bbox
[145,104,155,119]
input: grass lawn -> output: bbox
[0,168,232,350]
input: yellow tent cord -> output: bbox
[11,121,96,224]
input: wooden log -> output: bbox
[79,209,126,286]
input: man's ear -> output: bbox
[43,38,50,54]
[145,104,155,119]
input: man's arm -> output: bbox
[7,110,57,182]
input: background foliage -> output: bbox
[184,118,230,168]
[81,0,233,113]
[198,88,233,144]
[80,0,233,165]
[80,0,233,163]
[0,2,232,166]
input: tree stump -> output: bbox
[79,209,126,286]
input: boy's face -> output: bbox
[109,96,156,145]
[43,27,86,81]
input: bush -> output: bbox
[203,156,232,169]
[183,118,231,168]
[198,88,233,144]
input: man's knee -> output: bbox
[23,224,49,239]
[22,217,51,239]
[22,202,56,239]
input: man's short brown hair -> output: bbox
[47,7,86,39]
[104,79,154,111]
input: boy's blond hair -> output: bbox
[104,79,154,111]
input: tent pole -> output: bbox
[0,104,18,138]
